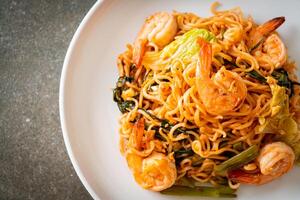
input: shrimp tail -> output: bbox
[228,169,262,185]
[249,16,285,51]
[130,117,145,150]
[257,16,285,36]
[133,39,147,68]
[197,38,212,79]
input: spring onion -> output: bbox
[246,70,267,83]
[215,145,259,176]
[247,69,300,97]
[161,185,237,198]
[113,76,135,113]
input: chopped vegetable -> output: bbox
[113,76,135,113]
[161,185,236,198]
[116,76,133,87]
[257,78,300,159]
[232,142,243,152]
[117,100,135,113]
[247,69,300,96]
[271,69,291,88]
[175,177,196,188]
[142,29,216,69]
[247,70,267,83]
[161,28,216,59]
[113,87,123,103]
[215,145,259,176]
[174,149,194,159]
[154,131,166,141]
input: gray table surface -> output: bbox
[0,0,97,199]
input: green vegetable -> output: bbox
[232,142,243,151]
[271,69,300,96]
[223,59,238,69]
[247,70,267,83]
[113,87,123,103]
[161,29,216,60]
[174,149,194,159]
[247,69,300,96]
[257,79,300,159]
[113,76,135,113]
[215,145,259,176]
[175,177,197,188]
[161,185,236,198]
[117,100,135,113]
[154,131,166,141]
[271,69,291,88]
[143,29,215,69]
[116,76,133,87]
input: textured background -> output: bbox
[0,0,96,199]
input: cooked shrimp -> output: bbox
[254,34,287,69]
[128,118,145,150]
[126,151,177,191]
[228,142,295,185]
[248,17,285,49]
[196,38,247,115]
[133,12,178,67]
[125,118,177,191]
[248,17,286,69]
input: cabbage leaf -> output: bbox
[142,29,215,70]
[257,77,300,160]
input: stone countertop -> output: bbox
[0,0,96,199]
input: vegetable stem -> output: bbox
[215,145,259,176]
[161,186,237,198]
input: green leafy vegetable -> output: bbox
[257,79,300,159]
[113,76,135,113]
[116,76,133,87]
[117,100,135,113]
[113,87,123,103]
[142,29,216,69]
[247,70,267,83]
[161,28,216,60]
[271,69,291,88]
[174,149,194,159]
[153,131,166,141]
[175,177,197,188]
[232,142,243,152]
[161,185,236,198]
[247,69,300,96]
[215,145,259,176]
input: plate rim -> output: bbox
[59,1,104,199]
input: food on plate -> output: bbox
[113,2,300,197]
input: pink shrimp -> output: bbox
[132,12,178,67]
[249,17,287,69]
[229,142,295,185]
[196,38,247,115]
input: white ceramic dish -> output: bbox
[59,0,300,199]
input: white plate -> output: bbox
[59,0,300,199]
